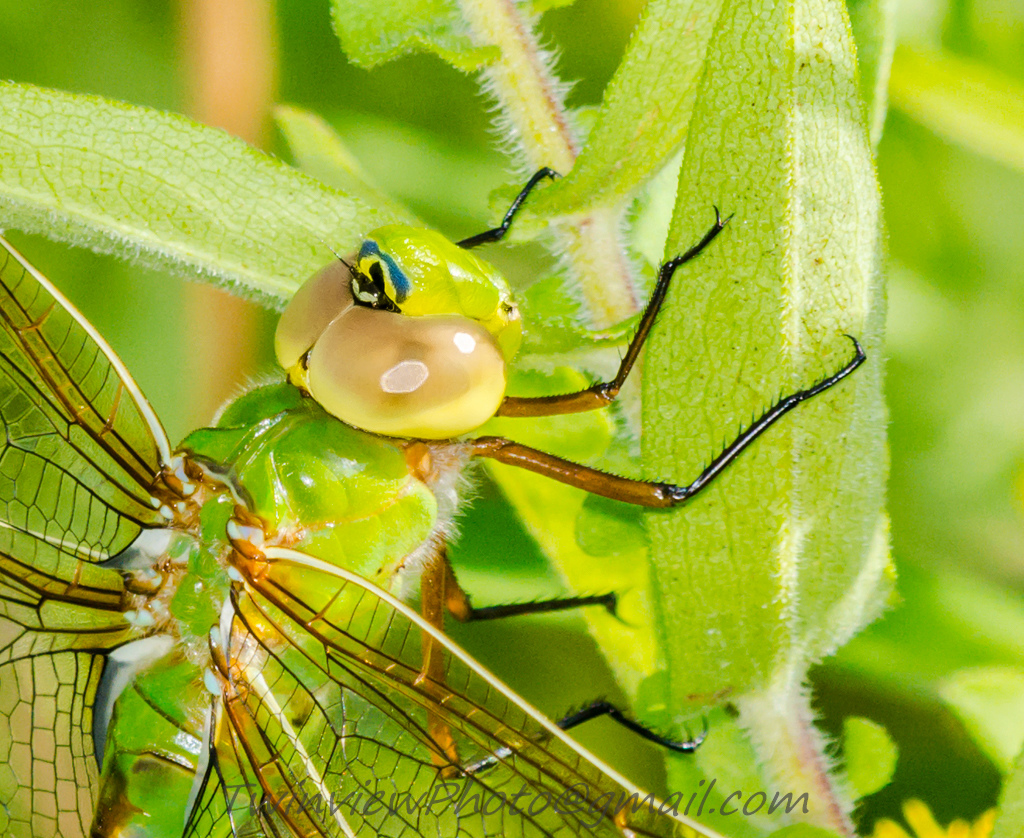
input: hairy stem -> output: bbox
[458,0,640,326]
[737,663,856,837]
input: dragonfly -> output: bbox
[0,169,864,838]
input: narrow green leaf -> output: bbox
[528,0,725,217]
[631,149,685,268]
[0,83,396,307]
[994,747,1024,838]
[846,0,896,146]
[273,104,417,224]
[939,666,1024,773]
[330,0,497,70]
[643,0,888,715]
[889,45,1024,175]
[842,716,898,798]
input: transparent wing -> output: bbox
[0,558,132,838]
[0,238,171,837]
[191,547,725,838]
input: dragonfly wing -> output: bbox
[201,546,726,838]
[0,239,172,837]
[0,557,132,838]
[184,697,294,838]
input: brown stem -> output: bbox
[178,0,277,421]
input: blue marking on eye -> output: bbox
[358,240,411,303]
[379,252,410,302]
[358,240,381,261]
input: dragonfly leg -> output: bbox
[434,542,618,622]
[418,543,463,770]
[469,336,866,508]
[462,702,706,776]
[497,209,728,418]
[555,700,707,754]
[450,592,618,622]
[457,167,559,248]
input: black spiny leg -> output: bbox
[439,549,618,623]
[555,701,706,754]
[457,167,559,248]
[451,592,618,622]
[467,336,866,508]
[463,701,706,775]
[498,209,729,417]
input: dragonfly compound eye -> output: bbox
[275,259,354,371]
[304,305,507,439]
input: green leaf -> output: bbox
[631,148,685,268]
[330,0,497,70]
[516,272,638,369]
[842,716,898,798]
[273,104,417,223]
[939,666,1024,773]
[846,0,896,147]
[642,0,889,714]
[0,83,397,307]
[528,0,725,217]
[994,746,1024,838]
[662,710,801,837]
[575,495,645,558]
[478,368,659,701]
[889,45,1024,176]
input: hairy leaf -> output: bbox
[847,0,896,147]
[0,83,395,307]
[528,0,724,217]
[330,0,497,70]
[642,0,889,716]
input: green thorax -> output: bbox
[180,382,438,589]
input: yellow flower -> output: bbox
[871,799,996,838]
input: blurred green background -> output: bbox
[2,0,1023,833]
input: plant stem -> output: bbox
[737,663,856,837]
[458,0,640,326]
[180,0,276,421]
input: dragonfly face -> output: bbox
[275,224,521,440]
[0,226,729,838]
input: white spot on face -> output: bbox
[453,331,476,354]
[380,360,429,394]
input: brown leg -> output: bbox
[497,209,728,418]
[475,336,865,507]
[416,543,461,770]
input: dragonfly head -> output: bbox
[275,225,521,439]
